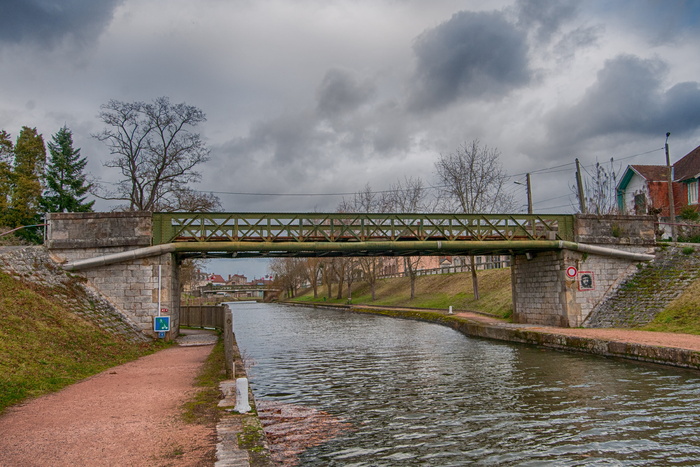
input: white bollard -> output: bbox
[234,377,251,413]
[448,306,453,314]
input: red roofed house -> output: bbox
[617,145,700,217]
[207,274,226,285]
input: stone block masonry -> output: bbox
[0,246,149,342]
[46,212,180,339]
[512,215,657,327]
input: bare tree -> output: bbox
[301,257,322,299]
[573,158,620,215]
[270,258,305,298]
[383,176,430,300]
[93,97,219,212]
[339,183,384,300]
[435,140,515,300]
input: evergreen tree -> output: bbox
[10,127,46,242]
[0,130,13,226]
[42,126,94,213]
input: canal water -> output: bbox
[231,302,700,466]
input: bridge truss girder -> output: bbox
[152,212,575,246]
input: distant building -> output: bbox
[617,145,700,222]
[227,274,247,285]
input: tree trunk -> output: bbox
[470,256,480,300]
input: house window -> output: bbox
[634,193,647,215]
[689,180,698,205]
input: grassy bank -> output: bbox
[291,265,700,335]
[641,279,700,334]
[0,271,164,414]
[291,268,514,319]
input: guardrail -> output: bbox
[152,212,575,245]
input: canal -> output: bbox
[231,302,700,466]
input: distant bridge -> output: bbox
[200,283,280,296]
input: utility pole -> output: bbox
[526,172,533,214]
[575,158,587,214]
[665,132,677,242]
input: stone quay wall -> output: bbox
[46,212,180,339]
[512,215,657,327]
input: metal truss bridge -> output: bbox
[151,212,576,258]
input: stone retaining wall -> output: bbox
[0,246,148,342]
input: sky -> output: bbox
[2,0,700,278]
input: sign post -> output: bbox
[154,316,170,337]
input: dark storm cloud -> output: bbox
[407,10,531,112]
[547,54,700,142]
[0,0,122,46]
[316,68,375,119]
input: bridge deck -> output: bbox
[152,212,575,246]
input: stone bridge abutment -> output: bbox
[46,212,180,339]
[511,215,657,327]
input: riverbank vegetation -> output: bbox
[0,271,165,414]
[291,268,513,319]
[640,279,700,334]
[291,265,700,335]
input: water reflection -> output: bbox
[231,303,700,466]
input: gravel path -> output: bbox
[0,344,216,467]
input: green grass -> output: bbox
[0,271,164,414]
[640,278,700,335]
[181,335,228,424]
[292,268,513,319]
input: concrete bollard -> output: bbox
[449,306,453,314]
[234,378,251,413]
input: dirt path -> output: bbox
[0,344,215,467]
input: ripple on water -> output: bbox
[233,304,700,466]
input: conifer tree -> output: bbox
[10,127,46,242]
[0,130,13,226]
[42,126,94,213]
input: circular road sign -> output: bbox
[566,266,578,278]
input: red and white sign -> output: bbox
[161,307,169,314]
[565,266,578,278]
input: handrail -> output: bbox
[152,212,576,244]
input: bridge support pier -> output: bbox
[46,212,180,339]
[511,215,656,327]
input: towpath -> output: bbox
[0,333,218,467]
[452,310,700,352]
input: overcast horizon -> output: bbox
[3,0,700,277]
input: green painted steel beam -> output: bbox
[152,212,576,245]
[170,240,564,258]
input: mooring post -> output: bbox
[234,378,251,413]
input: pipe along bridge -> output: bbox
[46,212,657,337]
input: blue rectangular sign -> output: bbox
[154,316,170,332]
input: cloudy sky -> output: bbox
[2,0,700,277]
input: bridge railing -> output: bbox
[152,212,575,244]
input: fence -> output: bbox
[180,304,234,378]
[180,305,226,329]
[379,258,511,279]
